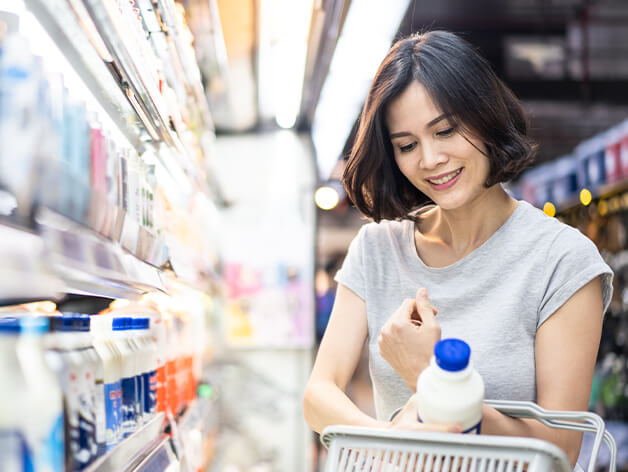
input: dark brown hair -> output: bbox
[343,30,537,222]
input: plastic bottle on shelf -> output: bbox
[0,317,33,471]
[90,315,122,450]
[416,338,485,434]
[0,317,65,472]
[160,312,176,416]
[112,317,139,437]
[149,310,168,415]
[131,317,158,423]
[18,317,65,471]
[77,315,106,459]
[48,315,98,468]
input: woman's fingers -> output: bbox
[415,288,438,326]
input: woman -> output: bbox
[303,30,613,466]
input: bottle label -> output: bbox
[35,414,65,472]
[120,376,137,437]
[0,430,34,472]
[144,370,157,415]
[104,381,121,449]
[95,380,106,455]
[462,421,482,434]
[418,415,482,434]
[135,374,144,422]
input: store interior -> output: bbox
[1,0,628,471]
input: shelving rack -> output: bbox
[0,0,223,302]
[0,0,223,469]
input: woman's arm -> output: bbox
[303,284,385,433]
[303,284,460,434]
[480,276,604,466]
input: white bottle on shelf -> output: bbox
[0,317,48,472]
[416,338,484,434]
[112,317,139,437]
[17,317,65,471]
[90,315,122,450]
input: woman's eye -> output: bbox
[436,127,455,137]
[399,142,417,153]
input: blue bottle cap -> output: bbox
[132,317,150,330]
[19,316,49,334]
[50,315,79,332]
[112,317,127,331]
[434,338,471,372]
[0,317,20,333]
[77,315,90,332]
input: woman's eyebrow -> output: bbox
[389,131,413,139]
[425,113,450,128]
[389,113,452,139]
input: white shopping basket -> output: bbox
[321,400,618,472]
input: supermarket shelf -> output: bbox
[171,394,219,472]
[23,0,147,152]
[84,412,165,472]
[81,0,198,180]
[37,208,168,299]
[557,178,628,215]
[0,222,62,303]
[131,437,179,472]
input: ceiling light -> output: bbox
[312,0,410,179]
[315,186,340,210]
[257,0,314,129]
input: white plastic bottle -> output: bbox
[112,317,139,437]
[90,315,121,451]
[416,338,484,434]
[17,317,65,471]
[0,317,38,472]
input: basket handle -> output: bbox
[485,399,617,472]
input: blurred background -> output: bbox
[1,0,628,471]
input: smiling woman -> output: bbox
[303,30,613,468]
[343,30,536,223]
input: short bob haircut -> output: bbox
[343,30,537,222]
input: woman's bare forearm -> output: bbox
[303,380,386,433]
[481,405,582,466]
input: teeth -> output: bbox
[428,168,462,185]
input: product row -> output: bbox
[0,4,221,284]
[0,24,160,235]
[514,118,628,211]
[0,297,208,471]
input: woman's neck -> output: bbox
[420,185,519,259]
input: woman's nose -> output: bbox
[419,143,448,170]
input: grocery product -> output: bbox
[416,338,485,434]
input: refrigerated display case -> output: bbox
[0,0,225,469]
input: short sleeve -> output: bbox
[538,227,614,328]
[334,225,368,300]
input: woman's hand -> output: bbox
[387,393,461,433]
[378,288,441,391]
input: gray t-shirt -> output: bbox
[335,200,613,421]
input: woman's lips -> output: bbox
[426,168,463,190]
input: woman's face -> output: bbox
[385,81,491,211]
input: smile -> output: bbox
[426,168,463,186]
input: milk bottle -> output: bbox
[18,317,65,471]
[112,317,139,437]
[0,317,38,472]
[416,338,484,434]
[78,315,106,458]
[131,317,157,422]
[90,315,122,449]
[48,315,96,468]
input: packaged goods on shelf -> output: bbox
[517,118,628,212]
[0,316,65,472]
[0,290,216,471]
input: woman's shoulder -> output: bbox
[357,217,413,242]
[514,200,600,253]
